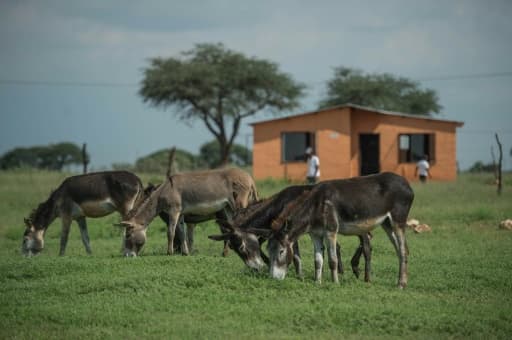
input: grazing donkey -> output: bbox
[267,172,414,288]
[118,168,258,257]
[209,185,372,281]
[22,171,146,256]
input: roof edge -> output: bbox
[250,103,464,127]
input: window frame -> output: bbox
[281,131,316,163]
[398,133,435,164]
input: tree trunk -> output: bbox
[218,139,231,166]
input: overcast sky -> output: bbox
[1,0,511,170]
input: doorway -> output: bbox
[360,134,380,175]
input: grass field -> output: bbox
[1,170,512,339]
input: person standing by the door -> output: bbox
[305,147,320,184]
[415,154,431,183]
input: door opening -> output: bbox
[360,134,380,175]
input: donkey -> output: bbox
[118,167,258,257]
[267,172,414,288]
[22,171,146,256]
[209,184,372,281]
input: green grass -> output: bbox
[1,170,512,339]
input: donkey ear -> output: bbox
[246,228,273,239]
[113,222,132,229]
[216,219,234,231]
[208,234,232,241]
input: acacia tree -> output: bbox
[319,67,442,115]
[140,43,305,164]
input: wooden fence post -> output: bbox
[82,143,89,174]
[495,134,502,195]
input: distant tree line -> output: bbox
[113,140,252,174]
[0,142,87,171]
[1,140,250,173]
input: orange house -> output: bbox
[251,104,464,182]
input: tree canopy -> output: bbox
[133,148,200,174]
[319,67,442,115]
[126,140,252,174]
[139,43,305,164]
[0,143,86,171]
[199,140,252,168]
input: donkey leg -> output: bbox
[394,224,408,288]
[77,217,92,255]
[312,235,324,283]
[292,242,303,279]
[382,220,407,288]
[166,210,181,255]
[59,217,72,256]
[361,233,372,282]
[186,223,195,254]
[336,242,344,276]
[351,240,363,279]
[218,207,233,257]
[326,233,339,284]
[175,216,189,256]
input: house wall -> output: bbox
[350,108,458,181]
[253,108,352,181]
[252,107,460,182]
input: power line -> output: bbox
[416,71,512,82]
[459,130,512,134]
[307,71,512,87]
[0,79,137,88]
[0,71,511,89]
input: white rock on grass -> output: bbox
[499,219,512,231]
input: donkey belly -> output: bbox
[338,213,391,235]
[182,199,229,216]
[73,199,117,218]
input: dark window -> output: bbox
[398,134,435,163]
[282,132,315,162]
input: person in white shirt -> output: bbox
[415,155,431,183]
[305,147,320,184]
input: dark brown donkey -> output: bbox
[22,171,146,256]
[267,172,414,288]
[209,185,372,280]
[118,167,258,256]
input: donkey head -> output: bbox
[21,218,45,256]
[267,228,294,280]
[266,193,309,280]
[208,219,270,271]
[117,221,147,257]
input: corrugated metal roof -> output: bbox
[250,103,464,127]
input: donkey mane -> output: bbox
[125,182,161,220]
[26,188,60,229]
[270,190,311,231]
[228,185,314,232]
[232,196,273,222]
[125,181,164,223]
